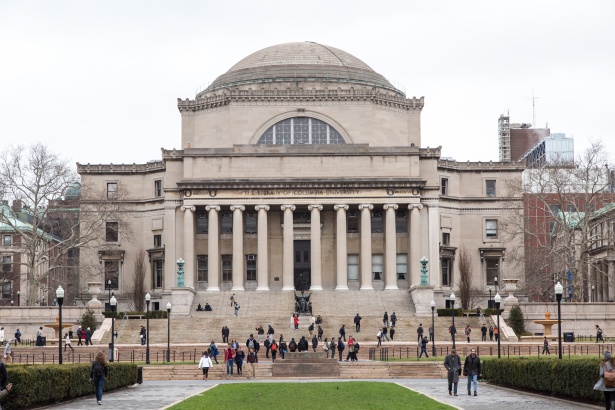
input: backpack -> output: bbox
[264,339,270,348]
[338,340,345,350]
[309,324,314,331]
[93,362,104,378]
[271,343,277,351]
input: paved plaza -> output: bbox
[38,379,601,410]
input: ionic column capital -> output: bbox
[334,204,349,211]
[308,204,323,211]
[230,205,245,212]
[205,205,220,212]
[281,204,296,211]
[408,203,423,210]
[383,203,399,210]
[180,205,196,212]
[358,204,373,211]
[255,205,270,212]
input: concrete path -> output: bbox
[39,379,602,410]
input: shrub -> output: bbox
[483,308,504,317]
[80,308,98,332]
[508,305,526,336]
[437,308,464,317]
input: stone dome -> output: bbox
[201,42,401,96]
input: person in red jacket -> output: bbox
[224,343,236,378]
[293,314,299,330]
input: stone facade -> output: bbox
[77,42,524,311]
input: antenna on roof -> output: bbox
[531,89,540,128]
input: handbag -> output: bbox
[605,371,615,388]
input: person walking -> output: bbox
[139,326,146,346]
[463,348,482,396]
[308,322,315,337]
[354,313,362,332]
[449,325,457,344]
[376,330,382,347]
[597,325,606,343]
[481,324,487,342]
[77,326,83,346]
[279,336,287,360]
[381,327,390,342]
[417,323,424,343]
[255,325,264,342]
[85,327,92,346]
[198,351,213,380]
[263,337,271,358]
[429,324,434,342]
[383,311,389,328]
[224,343,236,378]
[234,302,240,317]
[323,338,330,357]
[246,348,258,379]
[64,334,74,353]
[339,324,346,342]
[90,351,109,405]
[293,314,299,330]
[389,326,395,341]
[419,336,429,358]
[209,340,220,364]
[391,312,397,328]
[337,338,345,361]
[330,337,337,359]
[222,326,230,344]
[317,325,323,342]
[234,347,245,376]
[593,350,615,410]
[311,335,318,352]
[3,340,11,364]
[494,326,499,342]
[230,293,235,307]
[270,340,278,363]
[542,337,550,355]
[465,325,472,343]
[267,324,275,339]
[444,348,462,396]
[14,329,21,345]
[488,325,494,341]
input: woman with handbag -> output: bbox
[594,350,615,410]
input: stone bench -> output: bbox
[272,351,339,377]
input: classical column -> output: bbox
[427,202,440,286]
[281,205,296,291]
[359,204,374,290]
[206,205,220,291]
[163,204,177,291]
[608,260,615,302]
[383,204,399,290]
[180,205,195,289]
[308,205,323,291]
[409,204,423,287]
[230,205,245,291]
[334,204,349,291]
[255,205,270,291]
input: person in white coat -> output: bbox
[198,351,214,380]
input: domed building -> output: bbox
[78,42,524,314]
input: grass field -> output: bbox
[168,381,454,410]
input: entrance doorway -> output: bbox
[294,240,311,291]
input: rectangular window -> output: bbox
[222,254,232,282]
[396,254,407,280]
[347,254,359,280]
[549,204,562,216]
[371,211,383,233]
[196,213,208,234]
[441,178,448,195]
[197,255,208,282]
[442,232,450,245]
[347,211,358,233]
[246,254,257,281]
[1,282,11,299]
[245,212,257,234]
[566,204,576,213]
[486,180,496,197]
[486,258,499,285]
[153,234,162,248]
[2,235,11,247]
[485,219,498,239]
[372,254,383,280]
[154,180,162,197]
[2,256,11,273]
[104,260,119,290]
[395,210,407,233]
[107,182,118,199]
[153,260,163,288]
[221,212,232,233]
[441,258,451,286]
[105,222,119,242]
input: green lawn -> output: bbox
[168,382,454,410]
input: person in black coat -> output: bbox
[339,324,346,341]
[354,313,362,332]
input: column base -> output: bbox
[385,285,399,290]
[360,286,375,290]
[335,286,350,291]
[256,286,270,291]
[206,286,221,292]
[282,286,295,291]
[309,285,323,291]
[171,287,196,315]
[231,286,245,291]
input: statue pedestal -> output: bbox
[171,287,196,315]
[410,285,435,317]
[502,278,520,320]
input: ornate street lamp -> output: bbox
[431,300,436,356]
[167,302,172,362]
[107,279,112,311]
[110,295,117,362]
[17,290,20,306]
[56,286,64,365]
[450,293,456,348]
[494,276,498,293]
[176,259,185,288]
[555,281,563,359]
[420,256,429,286]
[495,293,501,359]
[145,293,151,364]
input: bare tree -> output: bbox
[457,247,473,310]
[0,143,134,305]
[501,141,615,301]
[132,250,146,311]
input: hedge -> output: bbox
[482,357,603,402]
[436,308,464,317]
[1,362,138,409]
[102,310,168,319]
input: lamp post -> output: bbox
[107,279,112,311]
[145,293,151,364]
[494,276,498,294]
[17,290,19,306]
[431,300,436,356]
[56,286,64,365]
[591,285,595,303]
[450,293,456,348]
[495,293,501,359]
[167,302,172,362]
[555,281,563,359]
[110,295,117,362]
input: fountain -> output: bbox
[532,311,561,340]
[43,315,74,339]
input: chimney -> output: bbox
[12,199,22,213]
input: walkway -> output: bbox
[39,379,601,410]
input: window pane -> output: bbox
[371,211,383,233]
[221,212,233,233]
[107,182,117,199]
[104,260,119,289]
[486,180,496,197]
[222,255,232,282]
[441,178,448,195]
[347,211,358,233]
[372,254,383,280]
[196,213,208,234]
[106,222,118,242]
[258,117,345,145]
[197,255,208,282]
[294,118,310,144]
[154,260,163,288]
[245,213,257,234]
[395,210,407,233]
[246,255,257,281]
[441,258,450,286]
[2,256,11,273]
[2,282,11,299]
[396,254,407,280]
[486,220,498,239]
[486,258,499,285]
[347,254,359,280]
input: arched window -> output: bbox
[257,117,345,145]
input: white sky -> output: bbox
[1,0,613,166]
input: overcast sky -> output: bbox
[1,0,613,167]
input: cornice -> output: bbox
[438,159,525,172]
[176,178,426,191]
[77,161,165,175]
